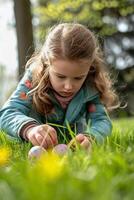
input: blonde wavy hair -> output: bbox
[26,23,119,114]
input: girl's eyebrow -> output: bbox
[54,71,87,78]
[54,72,66,76]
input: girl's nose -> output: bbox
[64,81,73,91]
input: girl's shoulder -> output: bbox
[24,63,37,80]
[25,63,35,73]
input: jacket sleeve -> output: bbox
[0,67,40,140]
[85,96,112,144]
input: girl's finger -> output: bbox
[35,133,43,144]
[42,134,53,149]
[36,132,48,149]
[76,134,85,143]
[41,140,48,149]
[39,125,58,146]
[81,138,91,149]
[49,128,58,145]
[30,135,40,146]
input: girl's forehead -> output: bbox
[50,59,90,76]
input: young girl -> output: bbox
[0,23,119,151]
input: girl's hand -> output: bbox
[75,133,92,151]
[26,124,58,149]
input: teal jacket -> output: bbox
[0,67,112,144]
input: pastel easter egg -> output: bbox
[28,146,47,159]
[52,144,69,156]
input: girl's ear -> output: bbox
[89,65,96,73]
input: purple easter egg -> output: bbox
[52,144,68,156]
[28,146,47,159]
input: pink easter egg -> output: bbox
[52,144,69,156]
[28,146,47,159]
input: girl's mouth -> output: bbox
[59,92,74,97]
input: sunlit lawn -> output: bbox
[0,118,134,200]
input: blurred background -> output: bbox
[0,0,134,117]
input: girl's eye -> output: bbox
[74,77,83,80]
[57,76,66,79]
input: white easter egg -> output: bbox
[52,144,69,156]
[28,146,47,159]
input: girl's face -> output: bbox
[49,59,90,97]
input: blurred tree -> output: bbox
[14,0,34,79]
[0,64,5,83]
[0,64,5,107]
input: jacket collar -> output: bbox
[64,84,99,123]
[82,83,99,102]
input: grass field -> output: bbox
[0,118,134,200]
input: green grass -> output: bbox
[0,118,134,200]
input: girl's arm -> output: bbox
[85,96,113,144]
[0,67,40,140]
